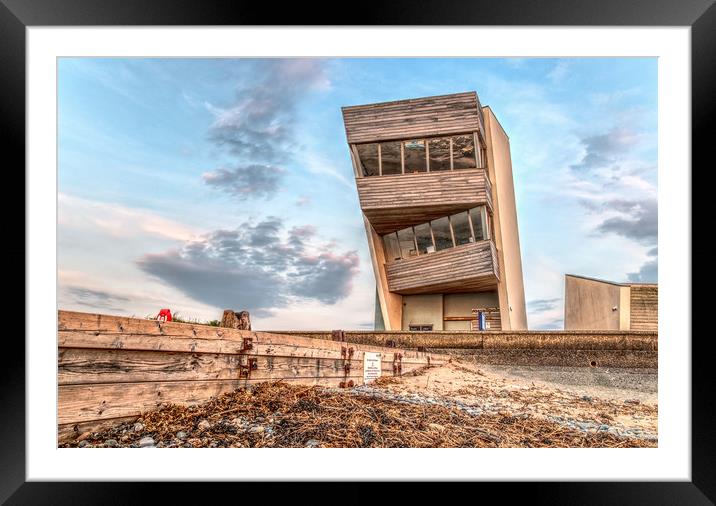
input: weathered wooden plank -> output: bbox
[58,415,140,442]
[58,347,424,385]
[58,377,370,424]
[58,331,435,367]
[59,349,366,385]
[58,311,422,358]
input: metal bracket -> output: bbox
[339,345,354,387]
[238,337,255,379]
[239,357,258,378]
[392,352,403,376]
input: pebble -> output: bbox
[78,440,89,448]
[428,423,446,432]
[624,399,640,405]
[249,425,265,434]
[305,439,320,448]
[138,436,155,448]
[104,439,118,448]
[176,431,188,440]
[198,420,211,430]
[133,422,144,432]
[581,395,593,402]
[76,431,92,442]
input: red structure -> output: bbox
[156,309,172,322]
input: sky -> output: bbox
[57,57,657,330]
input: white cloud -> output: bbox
[59,193,199,242]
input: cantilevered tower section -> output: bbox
[342,91,527,331]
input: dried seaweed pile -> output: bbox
[61,381,655,448]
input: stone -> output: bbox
[78,440,89,448]
[428,423,446,432]
[624,399,640,405]
[198,420,211,430]
[581,395,593,402]
[138,436,155,448]
[305,439,320,448]
[104,439,118,448]
[77,431,92,442]
[249,425,265,434]
[133,422,144,432]
[176,431,188,440]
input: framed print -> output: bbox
[3,0,712,502]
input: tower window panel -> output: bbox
[403,139,426,173]
[470,206,487,241]
[428,137,451,171]
[414,222,434,254]
[453,134,476,169]
[450,211,473,245]
[380,142,401,175]
[430,216,454,251]
[382,232,401,262]
[397,227,417,258]
[356,143,379,176]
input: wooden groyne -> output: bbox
[57,311,447,441]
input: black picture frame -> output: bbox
[2,0,710,502]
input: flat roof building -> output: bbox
[342,91,527,331]
[564,274,658,331]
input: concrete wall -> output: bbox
[564,275,624,330]
[402,294,443,330]
[365,217,402,330]
[443,292,499,316]
[483,107,528,330]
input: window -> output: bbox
[397,227,417,258]
[470,207,487,241]
[453,134,476,169]
[403,139,426,173]
[383,232,401,261]
[414,222,433,254]
[380,141,402,175]
[356,143,379,176]
[430,216,453,251]
[428,137,451,171]
[409,324,433,331]
[450,211,473,245]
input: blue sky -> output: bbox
[57,58,657,329]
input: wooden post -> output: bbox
[221,310,251,330]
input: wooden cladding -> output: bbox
[342,92,485,144]
[357,168,493,234]
[385,240,499,294]
[630,285,657,331]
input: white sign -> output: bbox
[363,352,382,384]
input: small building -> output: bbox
[564,274,657,331]
[342,91,527,331]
